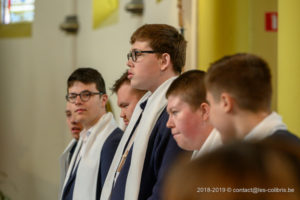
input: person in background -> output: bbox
[163,137,300,200]
[59,102,83,197]
[61,67,123,200]
[111,70,146,129]
[166,70,222,159]
[204,53,299,143]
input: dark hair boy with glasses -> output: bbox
[61,67,123,200]
[101,24,187,200]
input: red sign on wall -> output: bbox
[265,12,278,32]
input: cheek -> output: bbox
[182,114,200,137]
[175,115,191,133]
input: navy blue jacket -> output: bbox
[111,108,184,200]
[271,129,299,141]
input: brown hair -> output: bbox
[111,70,146,96]
[130,24,187,74]
[205,53,272,112]
[166,70,207,111]
[111,71,130,93]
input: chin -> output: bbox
[177,144,191,151]
[131,81,144,91]
[72,134,80,140]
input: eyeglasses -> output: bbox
[127,50,158,62]
[66,90,103,103]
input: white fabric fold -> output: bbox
[191,128,222,160]
[245,112,287,141]
[101,77,176,200]
[61,112,118,200]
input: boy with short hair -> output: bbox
[205,53,298,143]
[166,70,222,159]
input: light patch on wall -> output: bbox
[93,0,119,29]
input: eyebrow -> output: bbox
[119,103,129,107]
[69,89,91,94]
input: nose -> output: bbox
[127,59,133,68]
[74,95,83,105]
[70,115,78,125]
[120,109,126,119]
[71,120,77,125]
[166,116,174,128]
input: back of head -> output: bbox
[164,139,300,200]
[67,67,106,94]
[205,53,272,112]
[130,24,187,74]
[166,69,207,110]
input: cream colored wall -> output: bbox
[0,0,189,199]
[0,0,74,199]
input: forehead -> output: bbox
[68,81,97,92]
[167,95,187,108]
[117,83,137,101]
[131,40,151,50]
[117,83,131,94]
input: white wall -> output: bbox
[0,0,192,199]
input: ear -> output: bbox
[101,94,108,107]
[199,102,210,121]
[159,53,171,71]
[220,92,234,113]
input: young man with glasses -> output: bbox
[61,68,123,200]
[101,24,186,200]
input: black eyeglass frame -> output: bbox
[127,50,159,62]
[65,91,103,103]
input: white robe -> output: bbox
[191,128,222,160]
[245,112,287,141]
[101,77,177,200]
[61,112,119,200]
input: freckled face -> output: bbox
[166,95,207,151]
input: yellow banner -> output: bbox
[93,0,119,29]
